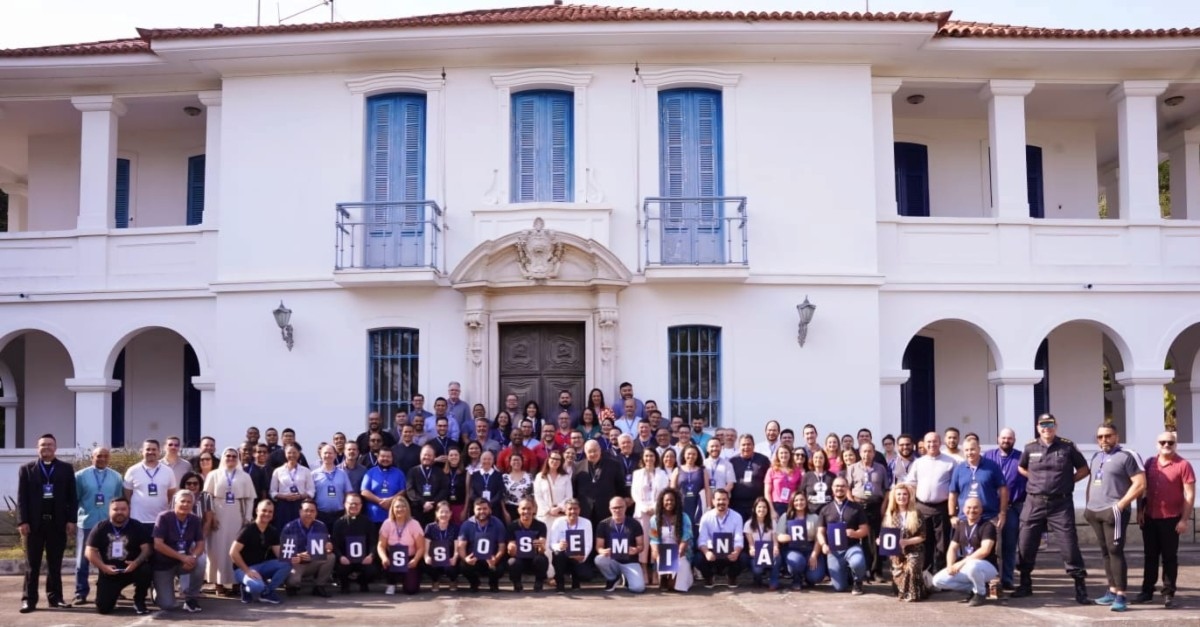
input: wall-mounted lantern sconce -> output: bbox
[796,296,816,347]
[273,301,294,351]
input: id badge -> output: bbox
[423,484,433,498]
[481,490,491,501]
[743,470,753,484]
[225,491,235,504]
[147,483,158,497]
[109,538,126,560]
[176,540,188,552]
[780,487,791,501]
[43,484,54,499]
[625,474,633,487]
[289,485,299,494]
[327,484,337,498]
[380,482,390,495]
[863,482,874,497]
[95,493,106,507]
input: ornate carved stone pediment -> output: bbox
[515,218,565,280]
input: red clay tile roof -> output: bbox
[2,5,1198,58]
[136,5,949,40]
[937,21,1200,39]
[0,37,150,58]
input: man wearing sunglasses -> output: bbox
[1134,431,1194,609]
[1013,414,1089,604]
[1084,424,1145,612]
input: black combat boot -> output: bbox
[1073,577,1089,605]
[1011,572,1033,598]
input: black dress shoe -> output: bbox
[312,586,330,598]
[19,601,34,613]
[286,586,299,597]
[1131,592,1153,604]
[959,592,976,603]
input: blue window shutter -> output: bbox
[186,154,205,226]
[1026,145,1044,219]
[548,94,572,201]
[364,93,426,267]
[510,90,573,202]
[894,142,930,217]
[512,94,538,202]
[114,158,131,228]
[658,89,724,264]
[693,90,722,228]
[659,91,687,223]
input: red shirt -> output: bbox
[1144,455,1196,519]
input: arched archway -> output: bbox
[1163,321,1200,443]
[105,326,203,447]
[899,319,1000,442]
[1034,319,1132,444]
[0,329,76,448]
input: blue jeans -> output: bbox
[826,545,867,591]
[1000,504,1020,586]
[751,552,780,585]
[235,561,293,599]
[75,526,92,599]
[782,549,826,588]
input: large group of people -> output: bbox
[15,381,1196,616]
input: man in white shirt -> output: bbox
[909,431,957,573]
[613,398,641,438]
[756,421,781,458]
[696,489,745,587]
[549,499,594,592]
[704,438,735,493]
[719,428,739,459]
[161,436,192,480]
[123,439,178,536]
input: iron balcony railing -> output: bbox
[335,200,443,272]
[640,196,748,269]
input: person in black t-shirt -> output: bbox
[932,497,998,607]
[505,497,549,591]
[229,500,292,605]
[85,497,153,615]
[816,477,870,594]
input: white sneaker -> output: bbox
[385,585,396,596]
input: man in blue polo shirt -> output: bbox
[74,447,125,605]
[457,499,507,592]
[360,449,405,526]
[313,445,354,530]
[948,439,1009,528]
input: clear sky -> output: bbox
[3,0,1199,49]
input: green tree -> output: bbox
[1160,160,1171,218]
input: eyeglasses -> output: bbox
[224,454,237,459]
[1158,441,1176,446]
[1037,422,1056,429]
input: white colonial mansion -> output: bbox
[0,4,1198,490]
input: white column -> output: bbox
[71,96,126,231]
[66,377,121,450]
[872,78,902,218]
[988,369,1042,434]
[0,395,18,448]
[980,80,1035,219]
[463,290,490,410]
[198,91,222,227]
[1167,128,1200,220]
[1109,81,1169,222]
[1115,370,1173,457]
[191,375,216,435]
[880,370,908,434]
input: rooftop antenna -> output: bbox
[278,0,335,24]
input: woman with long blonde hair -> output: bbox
[881,483,926,601]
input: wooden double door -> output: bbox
[498,322,586,423]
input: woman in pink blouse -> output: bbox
[377,496,426,596]
[764,445,803,518]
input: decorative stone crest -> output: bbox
[464,311,485,365]
[515,217,565,280]
[597,308,618,363]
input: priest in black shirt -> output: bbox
[331,494,379,593]
[407,446,448,526]
[573,441,626,528]
[85,497,153,615]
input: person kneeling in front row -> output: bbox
[932,497,998,607]
[230,500,292,605]
[85,497,153,615]
[595,496,646,593]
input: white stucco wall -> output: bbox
[18,332,75,447]
[893,118,1100,219]
[928,321,997,441]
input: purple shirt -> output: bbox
[983,447,1026,504]
[152,511,204,570]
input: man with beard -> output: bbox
[356,412,397,453]
[728,435,770,521]
[1085,424,1144,612]
[983,427,1025,591]
[555,390,582,428]
[18,434,77,613]
[85,497,153,615]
